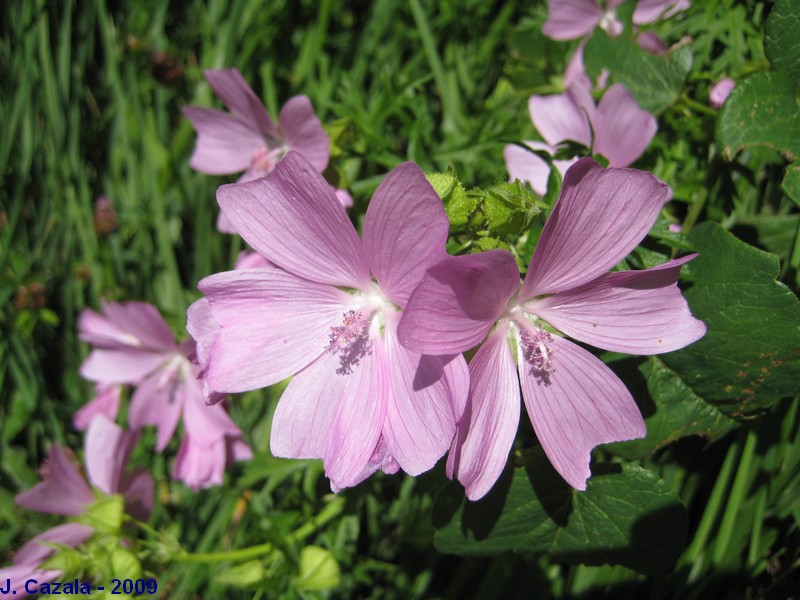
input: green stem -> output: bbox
[678,95,717,118]
[173,496,345,564]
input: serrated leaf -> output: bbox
[583,33,692,113]
[765,0,800,82]
[661,223,800,417]
[426,172,475,227]
[716,72,800,161]
[433,450,686,575]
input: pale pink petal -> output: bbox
[504,142,553,196]
[710,78,735,109]
[228,437,254,462]
[118,469,154,522]
[529,92,592,147]
[88,302,176,351]
[85,414,137,495]
[335,188,354,209]
[382,315,468,475]
[398,250,520,354]
[528,255,706,354]
[563,42,593,92]
[195,267,350,392]
[637,31,668,55]
[519,335,645,490]
[451,326,521,501]
[363,163,449,307]
[186,298,218,374]
[634,0,690,24]
[183,107,265,174]
[279,96,330,173]
[235,250,271,270]
[542,0,603,40]
[172,435,226,490]
[13,523,94,566]
[181,369,244,440]
[128,362,184,452]
[16,446,93,516]
[593,84,657,167]
[72,383,121,431]
[522,158,669,297]
[80,348,167,385]
[216,152,370,287]
[203,68,278,138]
[330,436,401,492]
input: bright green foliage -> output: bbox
[765,0,800,81]
[293,546,341,591]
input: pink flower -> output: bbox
[78,301,252,489]
[187,151,468,490]
[72,383,121,431]
[505,83,656,194]
[399,159,706,499]
[183,68,329,233]
[709,78,735,109]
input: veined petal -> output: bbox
[518,335,645,490]
[529,255,706,354]
[398,250,520,354]
[16,446,93,516]
[593,84,657,167]
[522,158,669,297]
[542,0,603,40]
[382,315,468,475]
[128,363,184,452]
[13,523,94,566]
[183,107,265,174]
[504,142,553,196]
[216,151,370,287]
[195,267,350,392]
[529,92,592,148]
[363,163,449,307]
[279,96,330,173]
[85,414,137,495]
[451,326,520,501]
[204,68,278,138]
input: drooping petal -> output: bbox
[13,523,94,566]
[172,435,226,490]
[216,151,370,287]
[118,469,154,522]
[542,0,603,40]
[80,348,168,385]
[203,68,278,138]
[522,158,669,298]
[381,315,468,475]
[518,335,645,490]
[450,325,520,501]
[128,362,184,452]
[528,255,706,354]
[85,414,138,495]
[279,96,330,173]
[183,107,265,175]
[363,162,449,307]
[181,368,245,440]
[194,267,350,392]
[593,84,657,168]
[529,92,592,148]
[16,446,93,516]
[398,250,520,355]
[72,383,121,431]
[504,142,553,196]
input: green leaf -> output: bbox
[292,546,341,591]
[782,163,800,209]
[716,72,800,161]
[426,172,475,227]
[765,0,800,81]
[433,450,687,575]
[583,33,693,113]
[661,223,800,417]
[109,546,142,580]
[215,560,265,587]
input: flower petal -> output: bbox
[85,414,137,495]
[450,326,520,501]
[363,163,449,306]
[522,158,669,297]
[118,469,154,522]
[128,363,184,452]
[204,68,278,138]
[518,335,645,490]
[216,151,370,287]
[72,383,121,431]
[194,267,350,392]
[16,446,93,516]
[529,255,706,354]
[593,84,657,167]
[542,0,603,40]
[633,0,690,24]
[183,107,264,174]
[172,434,226,490]
[279,96,330,173]
[504,142,553,196]
[80,348,168,385]
[79,302,175,352]
[398,250,520,354]
[13,523,94,566]
[382,315,468,475]
[529,92,592,148]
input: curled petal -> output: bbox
[398,250,520,355]
[522,158,669,297]
[518,335,645,490]
[279,96,330,173]
[85,414,138,495]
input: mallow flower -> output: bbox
[505,83,656,195]
[709,78,735,109]
[79,301,252,489]
[398,158,706,500]
[183,68,329,233]
[187,151,468,490]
